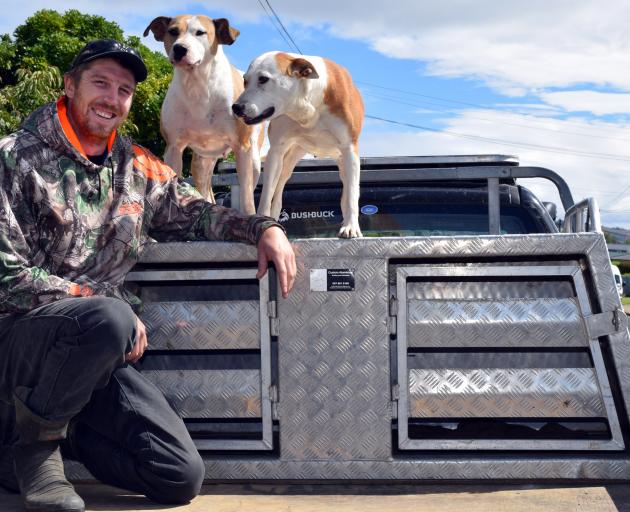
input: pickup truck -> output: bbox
[68,155,630,482]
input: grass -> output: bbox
[623,296,630,306]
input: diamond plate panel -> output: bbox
[587,236,621,314]
[141,301,260,350]
[278,257,391,461]
[408,368,605,418]
[141,369,261,418]
[137,234,602,263]
[66,458,630,482]
[407,280,575,300]
[140,241,257,263]
[406,298,587,347]
[288,233,601,260]
[586,236,630,438]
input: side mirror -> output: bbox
[543,201,557,221]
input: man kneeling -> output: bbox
[0,39,295,512]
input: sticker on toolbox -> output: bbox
[310,268,355,292]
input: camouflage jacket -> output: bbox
[0,98,280,314]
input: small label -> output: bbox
[361,204,378,215]
[310,268,355,292]
[328,269,355,291]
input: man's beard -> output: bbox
[70,101,121,140]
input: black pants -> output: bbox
[0,297,204,504]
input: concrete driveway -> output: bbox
[3,483,630,512]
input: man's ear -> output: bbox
[289,58,319,79]
[213,18,240,45]
[63,74,75,99]
[143,16,172,41]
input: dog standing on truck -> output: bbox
[232,51,365,238]
[144,15,262,214]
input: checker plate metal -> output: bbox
[408,368,605,418]
[141,301,260,350]
[406,298,587,347]
[141,369,261,418]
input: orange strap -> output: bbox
[132,145,176,183]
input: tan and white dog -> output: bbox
[144,15,261,214]
[232,52,364,237]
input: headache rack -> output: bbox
[214,155,576,235]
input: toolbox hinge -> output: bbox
[391,384,400,419]
[268,300,279,336]
[388,296,398,335]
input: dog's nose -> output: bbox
[172,44,188,61]
[232,103,245,117]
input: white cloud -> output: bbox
[540,91,630,115]
[5,1,630,97]
[225,0,630,95]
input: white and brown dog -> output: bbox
[144,15,261,214]
[232,52,364,237]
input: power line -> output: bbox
[608,184,630,205]
[366,114,630,163]
[256,0,295,51]
[362,90,630,143]
[358,79,630,135]
[358,80,494,110]
[262,0,302,54]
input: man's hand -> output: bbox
[126,315,148,363]
[256,226,296,298]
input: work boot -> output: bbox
[13,396,84,512]
[0,446,19,493]
[14,441,85,511]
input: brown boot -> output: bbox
[13,397,84,512]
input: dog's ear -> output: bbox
[214,18,240,45]
[143,16,172,41]
[289,58,319,79]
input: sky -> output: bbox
[2,1,630,228]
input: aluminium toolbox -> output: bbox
[68,232,630,481]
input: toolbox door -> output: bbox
[126,268,274,451]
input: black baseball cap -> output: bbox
[69,39,148,83]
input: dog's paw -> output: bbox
[338,224,363,238]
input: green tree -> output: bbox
[0,9,171,156]
[0,67,63,133]
[604,232,618,244]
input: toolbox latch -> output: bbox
[584,308,628,339]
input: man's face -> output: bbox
[64,58,135,145]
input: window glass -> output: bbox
[274,187,542,239]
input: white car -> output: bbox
[612,264,624,297]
